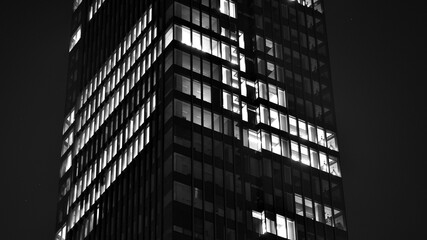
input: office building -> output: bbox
[55,0,348,240]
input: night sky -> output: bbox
[0,0,426,239]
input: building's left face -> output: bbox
[56,1,159,239]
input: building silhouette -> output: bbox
[55,0,348,240]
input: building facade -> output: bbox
[55,0,348,240]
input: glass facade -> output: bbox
[55,1,347,240]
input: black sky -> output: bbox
[0,0,426,239]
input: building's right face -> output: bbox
[56,0,348,240]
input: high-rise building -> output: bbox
[55,0,348,240]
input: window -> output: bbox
[310,149,319,169]
[193,80,201,99]
[278,89,286,107]
[202,35,211,53]
[221,42,231,61]
[192,30,201,50]
[232,94,240,113]
[256,35,264,51]
[252,211,296,240]
[213,113,222,132]
[305,198,314,219]
[192,9,200,26]
[267,62,275,79]
[248,130,260,151]
[315,202,325,223]
[175,2,190,21]
[165,26,173,48]
[324,206,333,226]
[222,66,231,86]
[289,116,298,135]
[270,109,279,129]
[308,124,317,142]
[272,134,281,154]
[223,91,232,111]
[69,26,82,51]
[268,85,278,104]
[317,127,326,146]
[300,145,310,166]
[202,60,211,77]
[266,39,274,56]
[280,113,288,132]
[261,131,271,151]
[174,181,191,205]
[298,120,308,140]
[328,156,341,177]
[174,153,191,175]
[202,13,209,29]
[232,69,239,88]
[326,131,339,151]
[333,208,346,230]
[238,31,245,49]
[259,105,269,125]
[59,153,72,177]
[203,84,211,103]
[73,0,82,10]
[193,106,202,125]
[257,81,267,99]
[192,55,201,73]
[219,0,236,18]
[174,25,191,46]
[174,99,191,121]
[175,74,191,95]
[203,110,212,129]
[319,152,328,172]
[295,194,304,216]
[174,49,191,70]
[291,141,299,161]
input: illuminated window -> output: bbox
[291,141,300,161]
[270,109,279,129]
[328,156,341,177]
[310,149,320,169]
[165,26,173,48]
[252,211,296,240]
[219,0,236,18]
[248,130,260,151]
[73,0,82,11]
[324,206,333,226]
[289,116,298,135]
[315,202,324,223]
[305,198,314,219]
[308,123,317,142]
[223,91,232,111]
[202,84,211,103]
[300,145,310,166]
[319,152,329,173]
[69,26,81,51]
[326,131,339,151]
[333,208,346,230]
[261,131,271,151]
[272,134,281,154]
[295,194,304,216]
[298,120,308,140]
[317,127,326,146]
[174,25,191,46]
